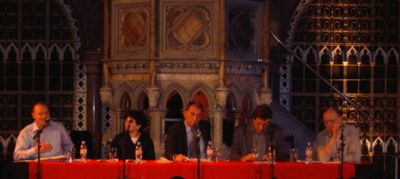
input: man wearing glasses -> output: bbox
[316,107,361,162]
[230,104,286,161]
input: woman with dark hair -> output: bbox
[111,110,155,160]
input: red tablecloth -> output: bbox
[29,160,356,179]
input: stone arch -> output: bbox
[34,44,47,60]
[387,48,399,64]
[227,83,241,111]
[113,83,135,109]
[360,47,372,64]
[160,84,187,111]
[372,137,385,153]
[332,46,343,64]
[346,46,359,64]
[305,46,318,64]
[188,83,216,110]
[5,43,19,61]
[49,44,63,61]
[131,82,149,108]
[62,44,75,61]
[56,0,81,50]
[20,44,34,61]
[292,46,305,63]
[373,47,386,65]
[319,46,331,64]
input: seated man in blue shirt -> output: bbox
[14,102,74,160]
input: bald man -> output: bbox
[315,107,361,162]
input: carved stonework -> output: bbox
[158,61,219,73]
[147,87,160,109]
[111,1,150,59]
[160,0,220,59]
[110,61,149,74]
[225,61,264,75]
[100,86,113,105]
[119,7,148,51]
[259,87,272,105]
[167,6,210,50]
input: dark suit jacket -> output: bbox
[230,122,287,161]
[111,132,155,160]
[165,120,211,160]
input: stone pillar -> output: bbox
[259,0,272,105]
[81,51,102,158]
[214,88,229,149]
[147,109,164,158]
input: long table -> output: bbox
[25,160,357,179]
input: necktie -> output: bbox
[188,127,199,158]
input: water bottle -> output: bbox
[80,140,88,161]
[206,141,214,162]
[305,142,313,164]
[265,144,274,162]
[135,142,143,163]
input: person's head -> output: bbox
[322,107,343,132]
[123,110,148,134]
[250,104,272,134]
[183,101,204,127]
[31,101,50,129]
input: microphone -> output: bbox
[33,118,51,139]
[193,121,202,138]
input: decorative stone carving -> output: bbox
[147,87,160,109]
[259,87,272,105]
[119,7,148,51]
[100,86,113,105]
[167,6,210,50]
[158,61,219,73]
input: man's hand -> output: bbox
[173,154,188,162]
[332,116,343,136]
[241,153,256,162]
[35,143,53,153]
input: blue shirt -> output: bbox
[13,121,74,160]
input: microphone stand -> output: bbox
[338,125,345,179]
[194,125,201,179]
[269,134,276,179]
[33,129,43,179]
[119,135,128,179]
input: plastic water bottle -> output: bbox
[80,140,88,161]
[135,142,143,163]
[305,142,313,164]
[206,141,214,161]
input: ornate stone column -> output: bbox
[81,51,102,158]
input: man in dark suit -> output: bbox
[165,101,211,162]
[230,104,287,161]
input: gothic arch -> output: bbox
[5,43,19,61]
[131,82,149,108]
[34,44,48,60]
[49,44,63,60]
[305,46,318,64]
[227,83,241,111]
[373,47,387,64]
[160,84,187,110]
[188,84,216,110]
[20,44,34,60]
[113,83,135,109]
